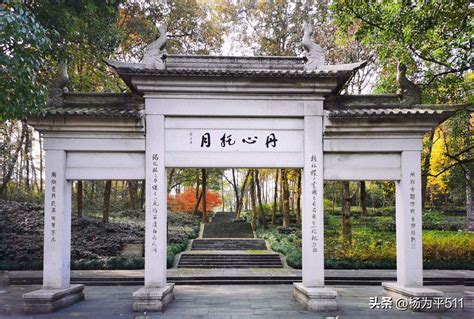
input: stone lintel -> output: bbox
[293,283,337,312]
[382,282,445,312]
[22,284,84,314]
[132,284,175,312]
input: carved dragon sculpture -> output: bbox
[47,60,69,107]
[397,63,421,107]
[302,21,325,70]
[143,23,167,69]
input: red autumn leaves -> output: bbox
[168,188,222,213]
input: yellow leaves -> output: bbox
[423,231,474,262]
[427,127,449,198]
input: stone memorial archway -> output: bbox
[23,26,456,313]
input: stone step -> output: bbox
[191,239,267,250]
[180,254,280,258]
[177,252,283,269]
[177,265,283,269]
[178,261,283,264]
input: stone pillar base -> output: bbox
[22,284,84,314]
[132,284,175,312]
[382,282,444,312]
[293,283,337,312]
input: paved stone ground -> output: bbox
[4,269,473,280]
[0,284,472,318]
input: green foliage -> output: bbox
[29,0,125,92]
[423,231,474,264]
[422,210,466,231]
[286,250,302,269]
[0,1,53,120]
[258,211,474,270]
[331,0,472,102]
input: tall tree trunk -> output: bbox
[235,169,251,219]
[102,181,112,223]
[0,121,27,197]
[128,181,137,210]
[466,112,473,231]
[295,170,302,224]
[195,174,200,198]
[272,169,279,225]
[139,180,145,209]
[91,181,95,202]
[281,169,290,228]
[193,189,203,216]
[24,124,30,191]
[342,181,352,243]
[249,170,257,230]
[254,170,268,229]
[231,169,240,213]
[360,181,368,217]
[201,169,209,223]
[280,169,284,222]
[77,180,83,218]
[422,130,435,208]
[167,168,175,193]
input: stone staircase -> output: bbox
[176,212,284,269]
[177,253,283,268]
[191,239,267,250]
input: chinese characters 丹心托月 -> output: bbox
[200,132,278,149]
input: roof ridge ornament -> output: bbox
[302,21,326,71]
[47,60,69,107]
[143,22,167,69]
[397,63,421,107]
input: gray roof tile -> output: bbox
[328,108,454,118]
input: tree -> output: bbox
[0,121,26,196]
[272,169,279,225]
[249,170,257,230]
[254,170,268,229]
[281,169,290,228]
[77,180,83,218]
[102,180,112,223]
[294,170,302,223]
[341,181,352,243]
[331,0,471,97]
[359,181,368,216]
[1,1,53,120]
[168,188,222,213]
[218,0,328,56]
[332,0,473,225]
[224,169,251,219]
[118,0,227,59]
[201,168,208,223]
[127,180,137,210]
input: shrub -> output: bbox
[423,231,474,263]
[286,250,302,269]
[422,211,465,231]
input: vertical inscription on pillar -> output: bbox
[151,153,159,254]
[409,171,416,248]
[50,171,57,243]
[310,154,318,253]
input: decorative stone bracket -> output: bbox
[301,21,326,71]
[143,23,167,69]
